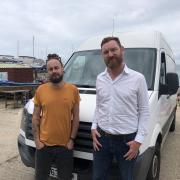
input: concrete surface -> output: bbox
[0,100,180,179]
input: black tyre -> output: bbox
[146,143,161,180]
[169,113,176,132]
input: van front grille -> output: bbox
[74,122,93,153]
[25,112,34,140]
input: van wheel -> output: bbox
[146,143,160,180]
[169,113,176,132]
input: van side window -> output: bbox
[160,53,166,85]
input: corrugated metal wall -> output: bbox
[0,68,34,82]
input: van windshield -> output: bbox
[64,48,156,90]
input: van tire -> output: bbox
[169,113,176,132]
[146,143,160,180]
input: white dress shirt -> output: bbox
[91,65,149,144]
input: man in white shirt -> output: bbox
[91,37,149,180]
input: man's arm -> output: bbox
[91,79,102,151]
[32,104,44,149]
[124,75,149,160]
[67,102,79,150]
[91,102,102,151]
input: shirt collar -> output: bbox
[103,64,130,76]
[123,64,130,74]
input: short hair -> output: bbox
[101,36,122,48]
[46,53,63,66]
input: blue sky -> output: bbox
[0,0,180,63]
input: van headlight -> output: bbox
[20,108,28,131]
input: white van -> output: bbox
[18,31,179,180]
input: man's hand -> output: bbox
[67,139,74,150]
[123,141,141,160]
[35,140,45,150]
[91,129,102,151]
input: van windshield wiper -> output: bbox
[74,84,95,88]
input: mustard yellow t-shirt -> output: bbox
[34,82,80,146]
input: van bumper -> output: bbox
[17,134,35,168]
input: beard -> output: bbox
[105,55,123,69]
[49,74,63,84]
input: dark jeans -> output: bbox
[35,145,73,180]
[93,130,137,180]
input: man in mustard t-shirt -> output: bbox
[32,54,80,180]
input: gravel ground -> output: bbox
[0,99,180,179]
[0,101,35,180]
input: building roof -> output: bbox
[0,63,31,69]
[18,55,35,58]
[0,55,14,58]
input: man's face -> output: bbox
[101,40,124,69]
[47,59,64,84]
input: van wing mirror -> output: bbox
[166,73,179,95]
[160,73,179,95]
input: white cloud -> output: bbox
[0,0,179,61]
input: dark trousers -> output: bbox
[93,129,137,180]
[35,145,73,180]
